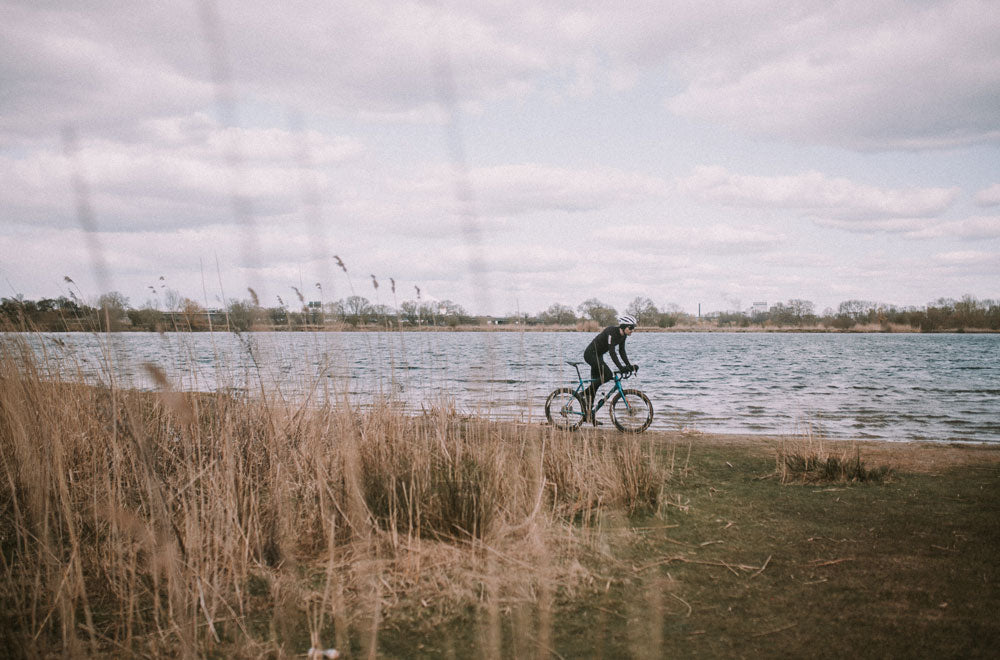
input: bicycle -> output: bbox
[544,361,654,433]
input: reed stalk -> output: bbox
[0,331,667,656]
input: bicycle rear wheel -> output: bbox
[609,389,653,433]
[545,387,586,430]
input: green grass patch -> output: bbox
[377,440,1000,659]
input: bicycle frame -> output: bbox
[564,361,631,415]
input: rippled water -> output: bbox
[10,331,1000,443]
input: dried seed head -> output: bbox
[144,362,170,389]
[143,362,194,425]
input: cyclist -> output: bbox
[582,314,638,424]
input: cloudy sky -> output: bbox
[2,0,999,317]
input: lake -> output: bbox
[11,330,1000,443]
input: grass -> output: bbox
[610,440,1000,659]
[0,332,666,657]
[379,438,999,659]
[774,433,894,484]
[2,332,999,658]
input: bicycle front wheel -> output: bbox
[545,387,586,430]
[609,389,653,433]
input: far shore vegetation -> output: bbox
[3,289,999,333]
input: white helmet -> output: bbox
[617,315,637,328]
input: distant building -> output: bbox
[751,302,768,317]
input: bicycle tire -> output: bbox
[545,387,586,430]
[609,389,653,433]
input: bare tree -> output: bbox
[344,295,371,326]
[539,303,576,325]
[625,297,659,326]
[577,298,618,326]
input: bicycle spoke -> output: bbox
[545,387,586,430]
[609,389,653,433]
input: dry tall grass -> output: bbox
[774,432,892,484]
[0,332,667,657]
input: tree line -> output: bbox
[713,296,1000,331]
[0,291,479,332]
[2,292,998,332]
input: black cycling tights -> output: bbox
[583,353,613,405]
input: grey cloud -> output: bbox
[664,2,1000,150]
[814,215,1000,240]
[594,221,785,256]
[679,166,959,220]
[930,250,999,270]
[1,116,365,232]
[472,164,669,216]
[904,216,1000,240]
[6,1,999,155]
[1,1,549,145]
[0,4,212,143]
[811,217,939,234]
[975,184,1000,207]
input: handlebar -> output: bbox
[565,361,639,382]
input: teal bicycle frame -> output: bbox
[564,360,631,418]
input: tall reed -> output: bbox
[0,331,667,657]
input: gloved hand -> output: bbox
[629,364,639,374]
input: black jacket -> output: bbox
[584,325,631,371]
